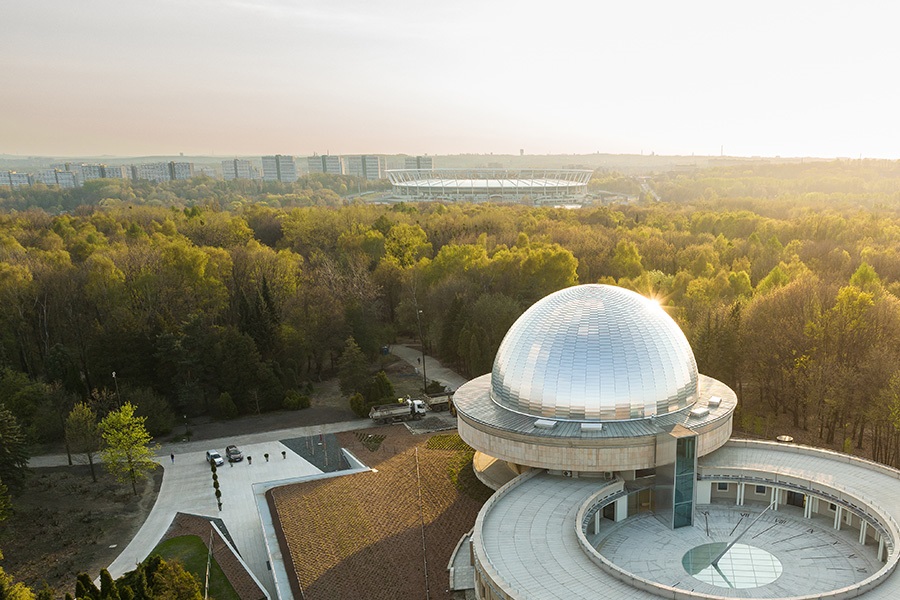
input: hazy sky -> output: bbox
[3,0,900,158]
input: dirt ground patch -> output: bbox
[0,464,162,596]
[158,357,422,445]
[270,427,488,600]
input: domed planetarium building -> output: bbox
[451,284,900,600]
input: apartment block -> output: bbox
[345,155,385,180]
[307,154,344,175]
[8,172,29,187]
[404,155,434,170]
[102,165,126,179]
[222,159,258,180]
[262,155,298,183]
[170,162,193,180]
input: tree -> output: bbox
[65,403,101,482]
[365,371,395,405]
[147,560,201,600]
[0,551,36,600]
[349,392,368,418]
[0,404,29,490]
[99,569,120,600]
[74,573,99,600]
[337,337,368,397]
[99,403,159,495]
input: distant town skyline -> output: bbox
[4,1,900,159]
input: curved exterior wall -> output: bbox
[470,441,900,600]
[456,373,735,473]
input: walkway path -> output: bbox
[27,347,469,598]
[389,344,468,391]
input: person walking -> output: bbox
[170,453,175,463]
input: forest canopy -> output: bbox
[3,159,900,466]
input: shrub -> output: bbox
[283,390,311,410]
[365,371,395,405]
[349,392,368,418]
[425,380,446,395]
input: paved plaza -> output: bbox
[26,344,464,599]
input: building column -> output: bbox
[878,535,886,562]
[771,487,779,511]
[859,521,868,545]
[615,496,628,522]
[804,495,812,519]
[594,509,601,535]
[736,483,744,506]
[696,481,712,505]
[834,506,842,531]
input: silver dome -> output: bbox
[490,284,699,421]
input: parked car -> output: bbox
[225,444,243,462]
[206,450,224,467]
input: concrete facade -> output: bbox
[470,440,900,600]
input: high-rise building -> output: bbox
[35,169,78,188]
[345,155,385,180]
[8,172,29,187]
[136,163,171,183]
[134,162,194,183]
[102,165,126,179]
[222,159,257,180]
[56,171,78,188]
[36,170,59,186]
[307,154,344,175]
[78,164,104,182]
[170,162,193,180]
[404,155,433,170]
[262,155,298,183]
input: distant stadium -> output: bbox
[386,168,592,201]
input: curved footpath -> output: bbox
[26,345,469,599]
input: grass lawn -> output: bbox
[151,535,241,600]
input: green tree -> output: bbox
[0,405,29,489]
[213,392,238,420]
[609,239,644,280]
[337,337,368,397]
[349,392,368,418]
[65,402,101,482]
[147,560,201,600]
[74,573,99,600]
[0,551,36,600]
[99,569,119,600]
[129,388,175,437]
[365,371,396,405]
[384,223,431,267]
[99,403,159,495]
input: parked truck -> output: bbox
[369,398,427,424]
[423,392,454,413]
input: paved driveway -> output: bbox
[29,348,469,598]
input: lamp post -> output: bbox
[112,371,120,406]
[184,414,188,437]
[415,309,428,392]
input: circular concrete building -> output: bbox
[455,284,735,476]
[450,284,900,600]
